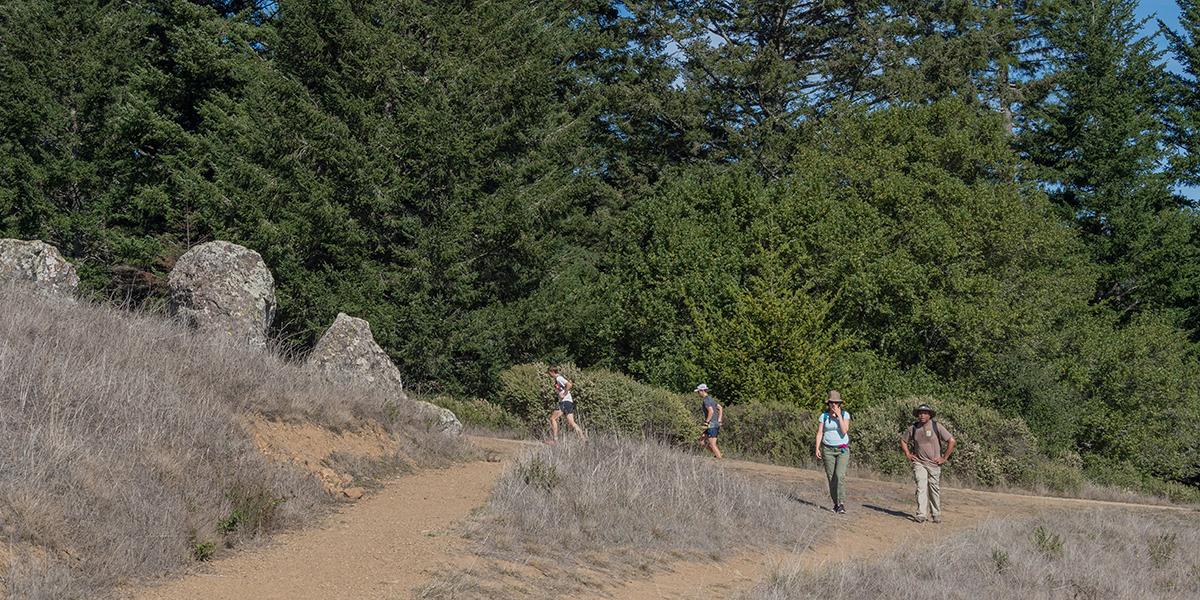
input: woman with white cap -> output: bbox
[814,390,850,514]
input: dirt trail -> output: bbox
[124,437,526,600]
[124,437,1187,600]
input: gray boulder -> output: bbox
[168,241,276,348]
[305,313,406,391]
[307,313,462,436]
[0,239,79,297]
[414,400,465,436]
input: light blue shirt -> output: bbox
[821,410,850,446]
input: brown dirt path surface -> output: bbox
[123,437,528,600]
[122,436,1189,600]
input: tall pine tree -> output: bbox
[1017,0,1198,320]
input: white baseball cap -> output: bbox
[694,383,709,392]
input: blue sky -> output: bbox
[1138,1,1198,200]
[1138,0,1186,72]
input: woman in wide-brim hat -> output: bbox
[813,390,851,515]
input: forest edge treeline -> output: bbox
[1,0,1198,494]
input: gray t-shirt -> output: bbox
[702,397,719,427]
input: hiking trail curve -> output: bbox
[124,436,1187,600]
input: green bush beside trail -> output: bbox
[423,396,524,431]
[495,363,697,442]
[851,396,1045,488]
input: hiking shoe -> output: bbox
[835,504,847,515]
[931,515,942,523]
[913,516,927,523]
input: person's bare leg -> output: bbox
[565,414,586,439]
[548,410,562,442]
[706,437,723,459]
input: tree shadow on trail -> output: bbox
[862,504,913,520]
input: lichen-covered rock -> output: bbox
[0,239,79,297]
[414,400,465,436]
[307,313,463,436]
[168,241,275,348]
[305,313,406,392]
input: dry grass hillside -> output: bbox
[0,283,470,599]
[743,509,1200,600]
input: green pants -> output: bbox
[821,444,849,506]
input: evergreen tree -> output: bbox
[1017,0,1198,319]
[0,1,269,298]
[628,0,888,174]
[0,1,152,290]
[1163,0,1200,187]
[192,0,619,392]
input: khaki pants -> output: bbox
[912,462,942,519]
[821,445,849,507]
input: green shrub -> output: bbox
[851,395,1045,486]
[1026,453,1085,494]
[223,484,284,537]
[991,548,1010,573]
[723,402,816,466]
[495,363,696,441]
[424,395,523,431]
[1148,532,1177,566]
[189,534,215,562]
[1031,525,1063,558]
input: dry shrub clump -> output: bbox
[743,509,1200,600]
[0,284,469,599]
[467,436,816,567]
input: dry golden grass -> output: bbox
[0,283,469,599]
[743,509,1200,600]
[415,436,818,598]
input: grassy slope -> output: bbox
[0,284,467,599]
[743,509,1200,600]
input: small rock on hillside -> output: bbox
[168,241,276,348]
[415,400,465,436]
[307,313,462,435]
[0,239,79,297]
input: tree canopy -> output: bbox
[2,0,1197,490]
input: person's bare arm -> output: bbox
[705,405,714,425]
[835,410,848,436]
[900,435,916,462]
[564,379,573,392]
[938,436,957,464]
[814,419,825,459]
[717,403,724,425]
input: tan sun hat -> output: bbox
[826,390,843,404]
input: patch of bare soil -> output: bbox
[245,417,400,498]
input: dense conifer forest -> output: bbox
[2,0,1198,491]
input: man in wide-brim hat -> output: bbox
[900,402,956,523]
